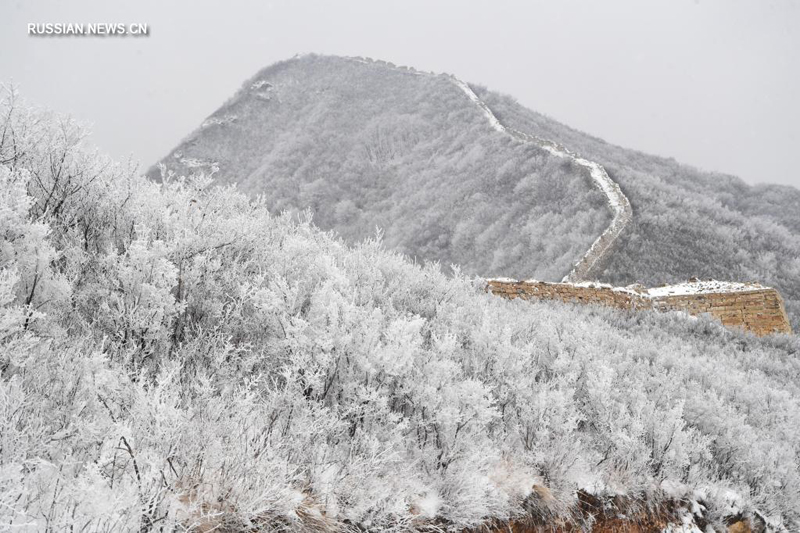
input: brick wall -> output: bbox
[486,279,792,336]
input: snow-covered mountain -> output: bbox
[148,54,612,282]
[150,54,800,332]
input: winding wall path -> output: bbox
[347,56,632,282]
[448,77,632,282]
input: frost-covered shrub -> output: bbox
[2,90,800,531]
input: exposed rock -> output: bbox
[728,520,752,533]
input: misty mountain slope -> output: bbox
[149,55,610,281]
[476,88,800,331]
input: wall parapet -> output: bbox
[486,278,792,337]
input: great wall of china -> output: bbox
[448,77,633,283]
[346,56,793,337]
[487,278,792,336]
[450,68,792,336]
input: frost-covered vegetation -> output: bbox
[153,54,800,334]
[149,55,611,282]
[476,87,800,332]
[3,90,800,531]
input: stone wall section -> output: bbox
[486,279,792,336]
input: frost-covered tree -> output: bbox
[2,89,800,531]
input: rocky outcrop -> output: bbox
[487,278,792,336]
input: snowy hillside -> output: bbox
[448,71,632,283]
[2,85,800,531]
[148,54,611,282]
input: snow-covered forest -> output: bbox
[3,88,800,530]
[149,55,612,282]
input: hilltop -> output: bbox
[148,54,610,282]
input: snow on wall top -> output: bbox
[485,278,792,336]
[646,280,767,297]
[486,278,770,298]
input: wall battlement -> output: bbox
[487,279,792,337]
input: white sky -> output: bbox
[1,0,798,188]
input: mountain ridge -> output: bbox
[149,53,612,282]
[149,53,800,331]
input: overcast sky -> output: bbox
[1,0,798,188]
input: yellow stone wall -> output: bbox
[486,280,792,336]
